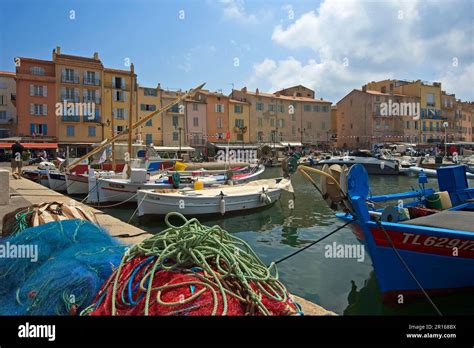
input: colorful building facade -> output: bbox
[185,94,207,152]
[15,57,57,141]
[231,86,332,145]
[137,85,161,145]
[53,47,104,154]
[0,72,17,138]
[228,99,250,143]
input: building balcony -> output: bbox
[83,78,101,86]
[61,95,80,103]
[83,96,101,104]
[189,138,206,146]
[61,74,80,84]
[61,115,81,122]
[83,116,101,123]
[104,82,129,91]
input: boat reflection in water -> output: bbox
[344,271,474,315]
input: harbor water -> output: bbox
[100,167,474,315]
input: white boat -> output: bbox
[47,171,67,192]
[88,165,266,204]
[137,178,292,217]
[65,170,123,195]
[317,151,399,175]
[407,166,474,179]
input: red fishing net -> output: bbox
[89,256,299,316]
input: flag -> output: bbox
[98,150,107,164]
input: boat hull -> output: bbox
[337,210,474,302]
[47,172,67,192]
[137,188,281,217]
[65,173,89,195]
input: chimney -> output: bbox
[256,88,259,95]
[157,83,161,90]
[130,63,135,73]
[93,52,99,60]
[241,86,247,93]
[362,85,367,92]
[275,92,280,97]
[56,46,61,54]
[320,97,323,101]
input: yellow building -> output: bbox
[228,99,250,143]
[160,88,186,147]
[137,85,161,145]
[53,47,104,156]
[102,67,137,148]
[365,79,444,144]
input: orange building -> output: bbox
[15,58,57,140]
[197,90,229,143]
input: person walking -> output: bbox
[11,140,25,179]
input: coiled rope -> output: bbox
[82,212,298,316]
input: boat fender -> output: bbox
[381,206,410,223]
[219,192,226,215]
[260,188,272,204]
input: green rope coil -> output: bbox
[106,212,292,316]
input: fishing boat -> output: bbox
[137,178,291,217]
[317,150,400,175]
[324,164,474,302]
[88,164,266,204]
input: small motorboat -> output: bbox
[137,178,292,217]
[317,150,400,175]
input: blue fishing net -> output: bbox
[0,219,126,315]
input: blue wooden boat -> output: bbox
[336,164,474,302]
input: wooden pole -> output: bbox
[110,88,115,171]
[66,82,206,171]
[126,65,135,178]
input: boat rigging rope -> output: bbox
[375,219,443,316]
[82,212,294,316]
[273,218,356,265]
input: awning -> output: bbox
[209,143,259,149]
[280,142,303,147]
[153,146,195,152]
[0,142,58,149]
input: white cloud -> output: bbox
[219,0,257,24]
[438,63,474,101]
[249,0,473,101]
[248,57,389,102]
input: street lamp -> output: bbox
[443,121,449,158]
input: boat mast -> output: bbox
[127,64,135,178]
[65,83,206,171]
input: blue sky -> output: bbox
[1,0,473,102]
